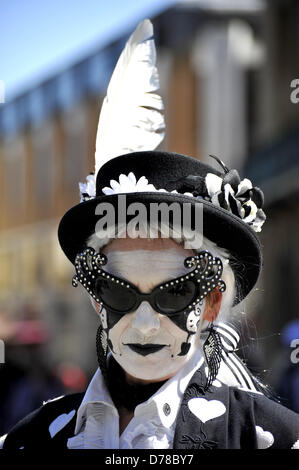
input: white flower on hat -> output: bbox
[80,170,194,201]
[79,173,96,202]
[101,172,182,196]
[102,172,156,194]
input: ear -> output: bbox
[203,287,222,322]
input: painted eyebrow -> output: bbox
[102,255,191,290]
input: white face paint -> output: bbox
[93,238,206,382]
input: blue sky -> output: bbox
[0,0,177,100]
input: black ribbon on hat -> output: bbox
[170,174,207,197]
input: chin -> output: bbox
[112,350,191,382]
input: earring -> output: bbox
[96,324,108,385]
[203,323,223,391]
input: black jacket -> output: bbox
[1,365,299,450]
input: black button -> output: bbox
[163,403,171,416]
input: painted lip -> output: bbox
[125,343,166,356]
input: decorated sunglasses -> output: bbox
[72,247,226,317]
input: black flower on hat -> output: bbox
[171,155,266,233]
[204,156,266,233]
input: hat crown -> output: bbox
[95,151,222,196]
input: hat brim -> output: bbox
[58,191,262,303]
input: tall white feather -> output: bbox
[94,19,165,175]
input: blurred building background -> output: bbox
[0,0,299,416]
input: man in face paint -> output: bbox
[96,236,222,385]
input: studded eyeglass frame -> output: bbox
[72,247,226,318]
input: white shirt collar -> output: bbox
[74,364,116,435]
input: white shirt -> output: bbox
[67,351,204,449]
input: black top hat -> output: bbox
[58,150,266,304]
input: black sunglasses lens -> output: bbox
[95,279,136,312]
[155,280,196,314]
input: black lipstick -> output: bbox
[125,343,166,356]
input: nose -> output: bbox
[131,301,160,336]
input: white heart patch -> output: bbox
[188,398,226,423]
[255,426,274,449]
[49,410,76,438]
[291,439,299,449]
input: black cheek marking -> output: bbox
[107,336,115,354]
[168,312,189,333]
[178,342,191,356]
[177,332,195,356]
[107,311,123,329]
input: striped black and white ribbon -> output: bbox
[213,322,260,393]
